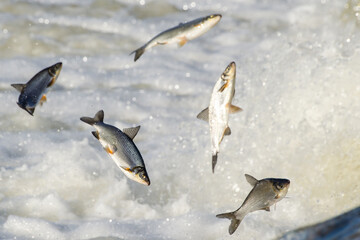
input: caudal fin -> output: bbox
[80,110,104,125]
[131,46,146,62]
[212,153,218,173]
[216,211,242,235]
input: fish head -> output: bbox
[222,62,236,81]
[48,62,62,80]
[123,166,150,186]
[204,14,222,27]
[218,62,236,92]
[193,14,222,33]
[269,178,290,200]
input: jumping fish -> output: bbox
[131,14,222,61]
[216,174,290,235]
[197,62,242,173]
[80,110,150,186]
[11,62,62,116]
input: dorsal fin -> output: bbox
[123,126,140,140]
[245,174,258,187]
[196,107,209,122]
[94,110,104,122]
[11,83,26,92]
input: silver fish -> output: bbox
[80,110,150,186]
[131,14,222,61]
[11,62,62,116]
[197,62,242,173]
[216,174,290,235]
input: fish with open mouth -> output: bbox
[80,110,150,186]
[197,62,242,173]
[131,14,222,61]
[11,62,62,116]
[216,174,290,235]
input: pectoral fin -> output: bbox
[120,166,132,173]
[123,126,140,140]
[105,145,117,155]
[230,105,242,113]
[196,107,209,122]
[47,77,56,87]
[262,207,270,212]
[218,81,229,92]
[39,94,47,106]
[178,36,188,47]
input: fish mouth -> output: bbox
[204,14,222,26]
[48,62,63,78]
[122,166,150,186]
[208,14,222,20]
[274,179,290,199]
[225,62,236,76]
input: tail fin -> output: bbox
[80,110,104,125]
[131,46,146,62]
[23,105,35,116]
[212,153,218,173]
[216,211,242,235]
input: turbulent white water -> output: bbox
[0,0,360,239]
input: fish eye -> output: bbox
[275,183,283,190]
[139,172,147,180]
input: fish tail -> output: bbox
[80,110,104,125]
[131,46,146,62]
[212,153,218,173]
[216,211,242,235]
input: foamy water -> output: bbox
[0,0,359,239]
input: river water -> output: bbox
[0,0,359,239]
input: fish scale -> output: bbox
[80,110,150,186]
[216,174,290,235]
[197,62,242,173]
[11,62,62,116]
[131,14,222,61]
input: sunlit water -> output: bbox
[0,0,360,239]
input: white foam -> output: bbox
[0,0,359,239]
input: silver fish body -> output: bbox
[131,14,222,61]
[80,110,150,186]
[11,62,62,115]
[197,62,242,172]
[216,174,290,235]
